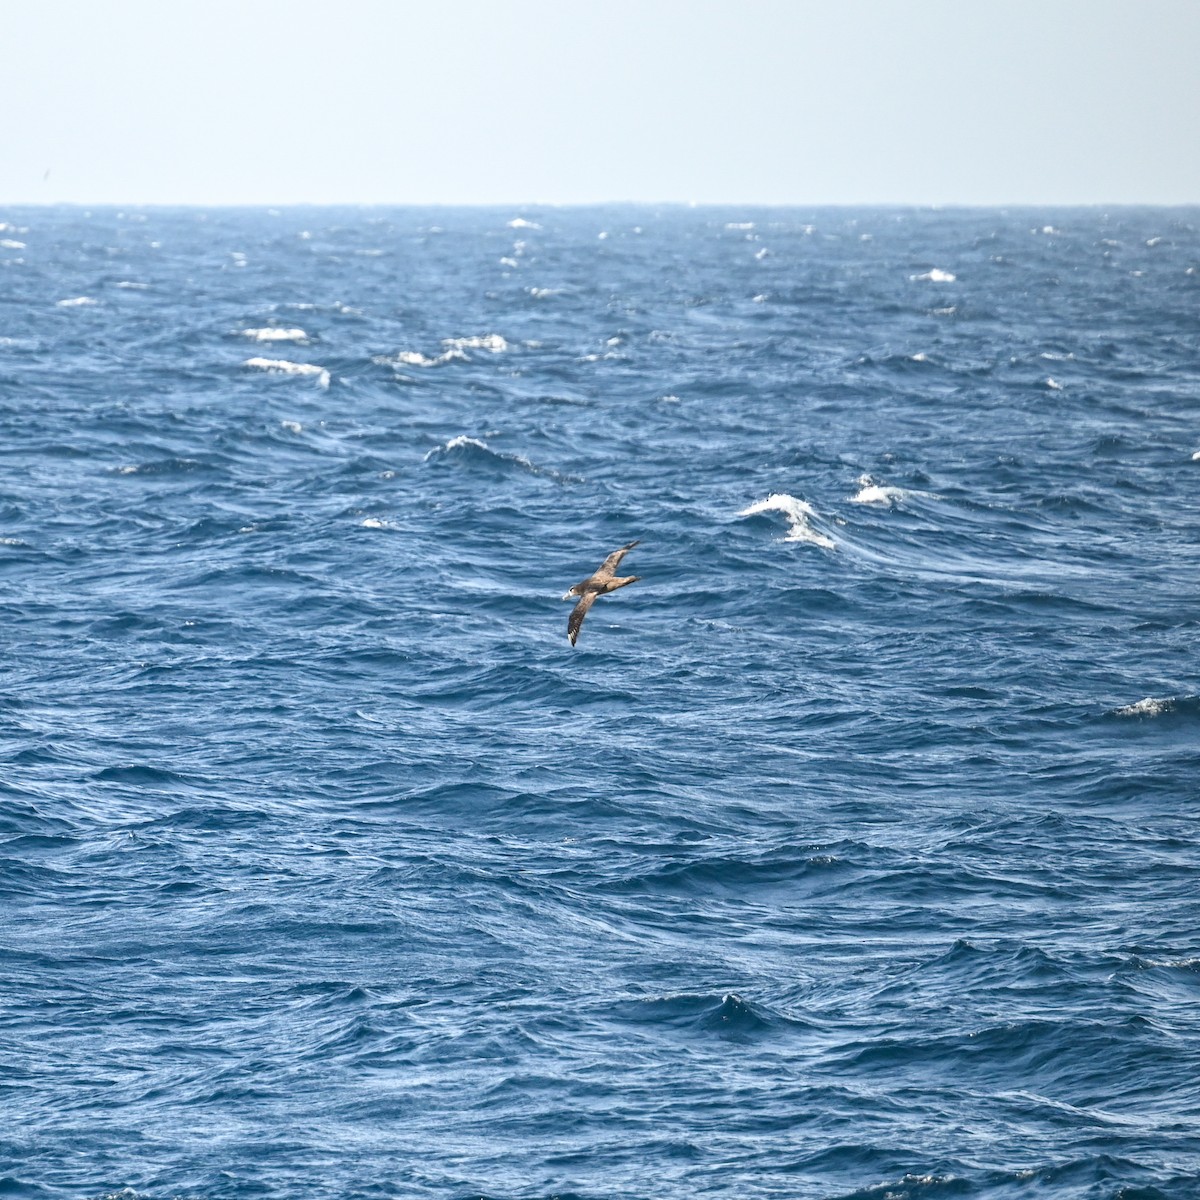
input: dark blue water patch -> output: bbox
[2,205,1200,1200]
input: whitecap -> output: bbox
[115,281,149,290]
[754,247,770,260]
[443,333,508,353]
[1146,236,1163,247]
[850,475,938,506]
[1113,696,1175,717]
[499,256,519,268]
[280,420,303,434]
[422,434,566,480]
[56,296,99,307]
[1192,450,1200,461]
[1045,378,1064,390]
[507,218,541,229]
[424,434,490,461]
[385,334,508,368]
[737,493,836,548]
[360,517,395,529]
[242,327,309,343]
[910,268,956,283]
[0,239,26,250]
[381,350,444,368]
[244,357,330,388]
[910,352,931,363]
[726,222,755,230]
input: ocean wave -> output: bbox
[849,475,939,506]
[423,434,561,479]
[737,493,836,548]
[244,357,330,388]
[1110,695,1200,719]
[910,268,957,282]
[241,327,309,343]
[379,333,509,369]
[55,296,99,307]
[613,992,803,1040]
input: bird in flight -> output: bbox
[562,540,641,646]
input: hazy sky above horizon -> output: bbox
[4,0,1198,207]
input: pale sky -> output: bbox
[4,0,1198,206]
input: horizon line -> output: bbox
[4,199,1200,211]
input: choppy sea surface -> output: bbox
[2,205,1199,1200]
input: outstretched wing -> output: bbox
[596,539,640,580]
[567,591,597,646]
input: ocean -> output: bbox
[1,205,1198,1200]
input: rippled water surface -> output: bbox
[2,206,1199,1200]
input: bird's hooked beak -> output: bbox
[561,588,576,601]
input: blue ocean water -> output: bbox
[1,205,1199,1200]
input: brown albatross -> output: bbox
[562,540,641,646]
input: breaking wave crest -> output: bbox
[737,493,836,548]
[244,357,330,388]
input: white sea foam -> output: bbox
[360,517,396,529]
[56,296,99,307]
[242,327,309,343]
[737,494,836,548]
[386,349,447,368]
[726,222,755,230]
[1113,696,1175,717]
[850,475,938,506]
[115,281,149,290]
[423,434,554,478]
[499,257,519,268]
[1192,450,1200,461]
[443,333,508,353]
[0,239,26,250]
[382,333,508,370]
[508,218,541,229]
[244,357,330,388]
[910,268,956,283]
[280,420,303,434]
[754,247,770,260]
[910,352,931,363]
[439,435,489,455]
[1146,236,1163,247]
